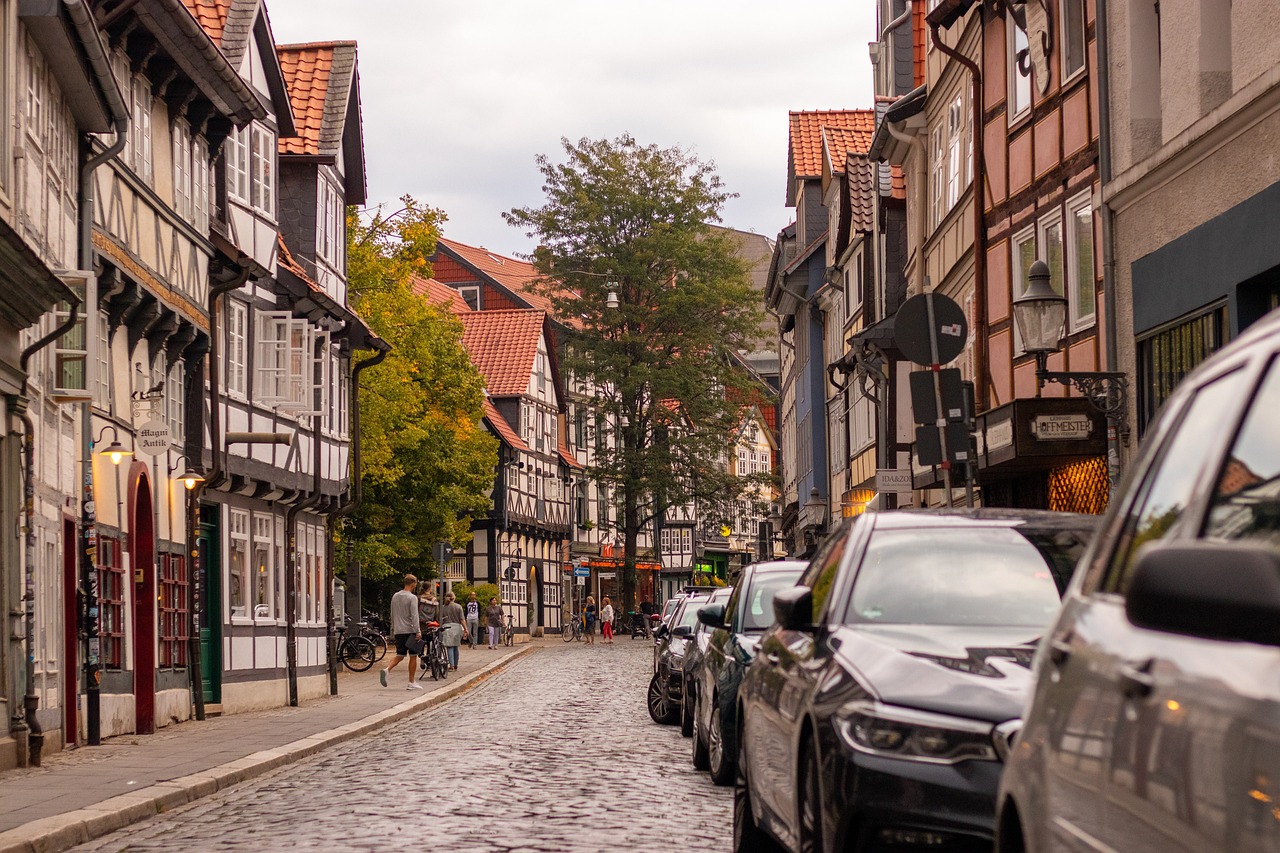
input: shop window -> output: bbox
[229,509,249,618]
[98,535,125,669]
[159,553,188,667]
[1137,306,1228,429]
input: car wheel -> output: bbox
[707,696,735,786]
[647,673,677,725]
[692,694,710,770]
[798,739,823,853]
[680,683,695,737]
[733,719,782,853]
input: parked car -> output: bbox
[735,508,1098,853]
[997,308,1280,853]
[680,587,733,737]
[648,590,713,725]
[688,560,807,784]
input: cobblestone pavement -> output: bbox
[70,640,731,853]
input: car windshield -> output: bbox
[742,571,803,630]
[674,597,708,629]
[842,526,1080,628]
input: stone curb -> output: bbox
[0,645,536,853]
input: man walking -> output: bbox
[381,574,423,689]
[465,592,480,649]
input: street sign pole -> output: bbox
[924,293,954,508]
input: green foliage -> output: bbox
[342,197,499,585]
[505,135,767,610]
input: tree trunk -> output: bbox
[622,485,639,616]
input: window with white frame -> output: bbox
[131,76,152,180]
[256,311,288,401]
[192,137,209,234]
[459,285,480,310]
[317,176,344,267]
[845,249,864,314]
[166,361,184,440]
[829,396,847,475]
[93,311,110,411]
[253,513,273,620]
[229,510,250,618]
[226,125,249,204]
[850,389,876,453]
[1066,193,1096,330]
[1037,212,1066,301]
[274,516,286,620]
[172,119,192,221]
[1008,12,1033,119]
[1011,224,1037,353]
[1061,0,1087,80]
[930,125,945,228]
[225,300,247,396]
[251,124,275,217]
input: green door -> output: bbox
[197,504,222,703]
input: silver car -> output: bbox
[997,307,1280,853]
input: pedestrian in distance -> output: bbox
[439,591,466,670]
[485,596,504,649]
[600,596,615,644]
[465,592,480,649]
[418,586,439,634]
[584,595,597,645]
[380,574,422,689]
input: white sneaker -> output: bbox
[406,683,423,690]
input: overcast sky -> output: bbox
[264,1,878,259]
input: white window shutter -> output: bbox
[255,310,290,403]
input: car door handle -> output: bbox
[1119,660,1155,699]
[764,652,780,665]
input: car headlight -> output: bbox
[835,701,999,764]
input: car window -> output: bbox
[722,584,744,631]
[742,570,804,631]
[842,527,1065,627]
[797,525,850,623]
[1204,357,1280,547]
[1101,369,1249,595]
[674,596,708,630]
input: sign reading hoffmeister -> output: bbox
[1031,413,1094,441]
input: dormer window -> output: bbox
[227,123,276,218]
[317,175,344,268]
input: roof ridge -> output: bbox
[277,40,358,50]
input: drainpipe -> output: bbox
[930,19,989,413]
[284,334,327,707]
[885,120,927,296]
[77,55,128,748]
[1094,0,1124,486]
[13,302,81,766]
[324,345,388,695]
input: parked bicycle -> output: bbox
[503,613,515,647]
[416,622,449,682]
[333,628,376,672]
[346,615,387,662]
[562,613,583,643]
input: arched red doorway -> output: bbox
[127,462,156,735]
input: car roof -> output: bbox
[746,560,809,574]
[865,507,1100,534]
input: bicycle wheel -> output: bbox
[340,636,375,672]
[562,620,575,642]
[365,632,388,662]
[433,644,448,680]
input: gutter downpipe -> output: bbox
[284,335,326,707]
[324,345,388,696]
[881,0,913,41]
[885,120,927,296]
[930,18,989,413]
[14,302,81,766]
[76,46,128,748]
[1094,0,1123,487]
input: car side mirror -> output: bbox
[671,625,694,639]
[773,585,815,631]
[1127,542,1280,646]
[697,603,727,628]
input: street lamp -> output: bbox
[94,424,132,465]
[1012,260,1128,417]
[168,454,205,490]
[605,288,620,310]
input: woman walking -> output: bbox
[485,596,504,649]
[583,596,597,645]
[600,596,615,644]
[439,591,466,670]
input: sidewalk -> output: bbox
[0,640,537,853]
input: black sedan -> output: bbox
[648,590,711,725]
[735,509,1098,853]
[688,560,807,784]
[679,587,733,737]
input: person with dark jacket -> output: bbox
[485,597,505,648]
[439,592,466,670]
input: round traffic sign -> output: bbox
[894,292,968,366]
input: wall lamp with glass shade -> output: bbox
[95,424,132,465]
[168,454,206,491]
[1012,259,1128,418]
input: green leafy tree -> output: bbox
[342,197,498,594]
[505,135,766,612]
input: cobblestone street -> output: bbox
[70,640,730,852]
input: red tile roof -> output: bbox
[180,0,231,44]
[847,156,877,235]
[459,309,545,397]
[790,110,876,179]
[410,275,471,314]
[276,234,323,292]
[823,126,874,175]
[436,238,559,315]
[559,441,582,470]
[482,398,527,451]
[914,1,927,86]
[891,165,907,200]
[277,43,336,156]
